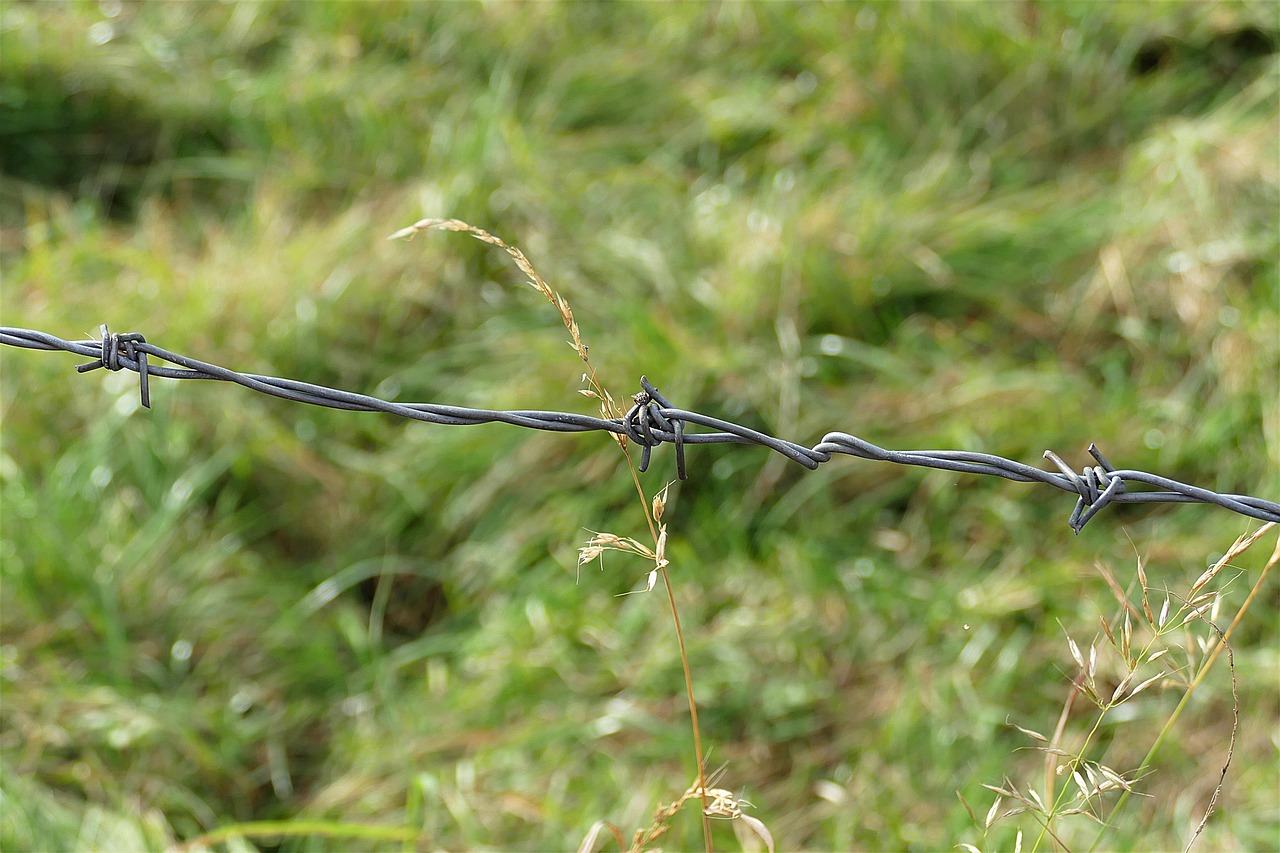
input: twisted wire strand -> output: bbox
[3,325,1277,533]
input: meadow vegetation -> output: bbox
[1,2,1277,850]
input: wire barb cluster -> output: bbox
[4,324,1277,533]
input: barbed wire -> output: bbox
[4,324,1277,533]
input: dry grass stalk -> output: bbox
[390,217,623,426]
[970,522,1276,852]
[395,219,716,851]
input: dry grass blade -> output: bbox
[1065,631,1085,671]
[394,217,713,849]
[734,813,775,853]
[652,482,671,524]
[1190,524,1273,594]
[1109,672,1135,705]
[1094,560,1142,620]
[1096,764,1138,794]
[956,789,979,826]
[1136,558,1154,623]
[1124,671,1165,700]
[1071,770,1092,804]
[1011,722,1048,743]
[390,217,622,418]
[390,218,554,303]
[580,531,657,565]
[1098,614,1118,650]
[578,820,627,853]
[985,795,1003,829]
[1062,808,1107,825]
[1178,598,1216,627]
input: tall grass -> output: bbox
[2,2,1277,850]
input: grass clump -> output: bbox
[2,2,1277,850]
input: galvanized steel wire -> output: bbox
[4,324,1277,533]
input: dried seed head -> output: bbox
[1071,770,1091,802]
[1125,671,1165,699]
[652,484,670,524]
[1066,634,1085,670]
[1110,672,1134,703]
[735,812,775,853]
[985,795,1003,828]
[1011,723,1048,743]
[1099,615,1118,649]
[1180,598,1217,626]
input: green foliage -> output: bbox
[2,1,1276,850]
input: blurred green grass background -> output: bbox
[1,2,1277,850]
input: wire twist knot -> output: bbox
[622,376,687,480]
[75,324,151,408]
[1044,445,1127,533]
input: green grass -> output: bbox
[2,2,1277,850]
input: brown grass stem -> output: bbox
[620,448,713,851]
[397,218,714,852]
[658,562,714,852]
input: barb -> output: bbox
[4,324,1277,534]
